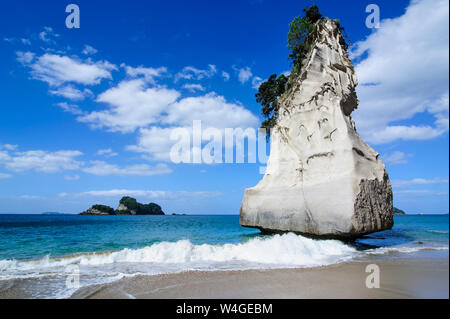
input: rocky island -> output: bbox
[240,6,393,239]
[80,196,165,215]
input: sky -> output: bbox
[0,0,448,214]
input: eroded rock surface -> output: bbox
[240,18,393,239]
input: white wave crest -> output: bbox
[0,233,356,277]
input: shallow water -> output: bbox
[0,214,448,298]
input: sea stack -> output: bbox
[240,18,393,239]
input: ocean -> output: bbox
[0,214,448,298]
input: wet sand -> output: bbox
[70,258,449,299]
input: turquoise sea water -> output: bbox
[0,214,448,298]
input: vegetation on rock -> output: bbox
[79,197,165,215]
[255,5,349,131]
[118,196,165,215]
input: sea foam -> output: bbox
[0,234,356,277]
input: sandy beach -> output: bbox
[70,257,449,299]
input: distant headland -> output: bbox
[393,207,406,215]
[79,196,165,215]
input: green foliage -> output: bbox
[119,196,164,215]
[255,6,324,131]
[119,196,139,211]
[91,205,115,214]
[287,5,322,72]
[255,73,288,129]
[303,5,322,23]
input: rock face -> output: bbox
[80,205,115,215]
[240,18,393,239]
[79,197,165,215]
[116,196,165,215]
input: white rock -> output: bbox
[240,18,393,239]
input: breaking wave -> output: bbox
[0,233,357,276]
[1,232,447,282]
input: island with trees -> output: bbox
[79,196,165,215]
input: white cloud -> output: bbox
[39,27,59,43]
[16,51,35,64]
[49,85,93,100]
[182,83,206,92]
[20,195,42,200]
[27,53,117,86]
[82,161,172,176]
[175,65,217,82]
[351,0,449,144]
[55,102,84,115]
[395,189,448,196]
[121,64,168,83]
[222,71,230,81]
[382,151,410,165]
[127,93,259,161]
[0,144,18,151]
[0,144,173,177]
[0,150,83,173]
[163,93,258,129]
[236,67,252,84]
[82,45,98,55]
[97,148,118,157]
[4,37,31,45]
[0,173,12,179]
[63,189,221,199]
[251,76,263,89]
[64,174,80,181]
[127,127,180,162]
[391,177,449,188]
[78,79,180,133]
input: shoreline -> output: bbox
[70,257,449,299]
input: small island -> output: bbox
[393,207,407,215]
[79,196,165,215]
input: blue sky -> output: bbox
[0,0,448,214]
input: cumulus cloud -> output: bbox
[121,63,168,83]
[163,93,258,129]
[82,45,98,55]
[0,149,83,173]
[0,145,170,177]
[182,83,206,92]
[236,66,252,84]
[175,65,217,82]
[222,71,230,81]
[351,0,449,144]
[49,85,93,100]
[55,102,84,115]
[97,148,118,157]
[82,161,172,176]
[78,79,180,133]
[128,92,260,162]
[25,53,117,86]
[251,76,263,89]
[39,27,59,43]
[126,127,178,162]
[16,51,35,64]
[0,144,18,151]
